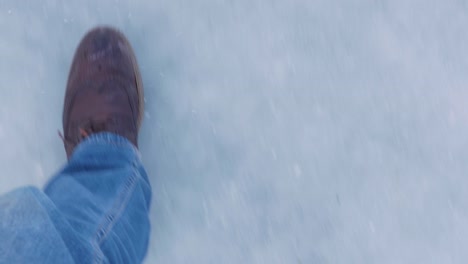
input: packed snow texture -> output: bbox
[1,0,468,263]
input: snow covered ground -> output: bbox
[1,0,468,263]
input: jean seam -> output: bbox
[91,243,104,264]
[91,163,140,262]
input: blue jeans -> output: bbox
[0,133,152,264]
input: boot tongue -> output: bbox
[78,115,133,140]
[60,114,138,157]
[78,118,110,140]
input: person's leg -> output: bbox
[45,132,151,263]
[0,187,76,264]
[0,133,151,264]
[0,26,150,263]
[54,25,150,263]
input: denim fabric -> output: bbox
[0,132,152,264]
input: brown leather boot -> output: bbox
[61,26,144,159]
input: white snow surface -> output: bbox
[1,0,468,263]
